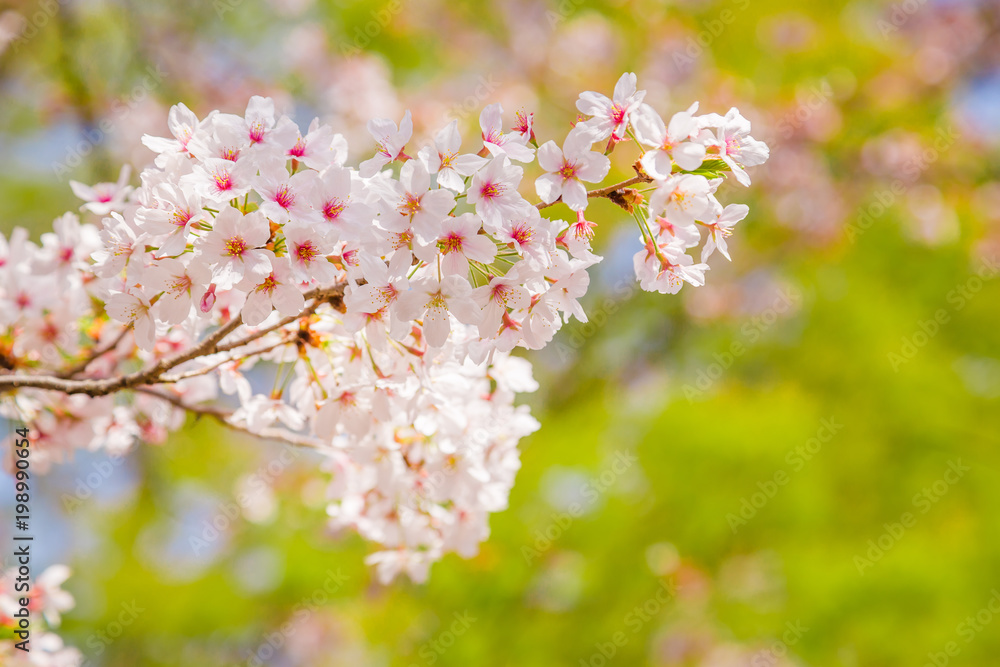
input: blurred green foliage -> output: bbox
[2,0,999,665]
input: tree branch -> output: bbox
[136,388,328,451]
[0,281,346,396]
[536,173,652,211]
[59,326,130,378]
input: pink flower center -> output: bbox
[169,274,192,293]
[440,232,464,254]
[375,285,398,307]
[479,182,504,200]
[491,283,515,305]
[296,240,318,264]
[558,161,579,180]
[323,198,346,222]
[425,291,448,309]
[397,193,422,216]
[171,209,193,228]
[483,129,505,145]
[59,247,74,263]
[289,137,307,158]
[510,223,533,246]
[212,169,234,193]
[610,104,628,126]
[248,121,266,144]
[513,110,533,135]
[255,273,278,294]
[274,185,295,210]
[225,236,247,257]
[391,231,412,251]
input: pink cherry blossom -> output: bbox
[535,126,611,210]
[576,72,646,142]
[195,207,272,289]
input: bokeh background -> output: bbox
[2,0,1000,665]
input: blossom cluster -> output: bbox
[0,565,80,667]
[0,73,767,584]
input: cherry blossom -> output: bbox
[242,256,306,326]
[467,157,530,232]
[576,72,646,143]
[418,119,488,193]
[395,275,482,347]
[287,117,348,170]
[701,107,771,186]
[0,566,81,667]
[633,102,707,175]
[359,110,413,177]
[0,77,768,592]
[701,203,749,262]
[479,103,535,162]
[535,127,611,210]
[69,165,133,216]
[194,207,272,289]
[415,212,497,275]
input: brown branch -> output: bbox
[0,281,346,396]
[59,326,130,378]
[158,339,289,384]
[215,281,345,354]
[536,174,653,211]
[136,388,328,451]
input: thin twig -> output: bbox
[135,387,328,451]
[59,327,130,378]
[536,174,652,211]
[0,281,346,395]
[158,339,289,384]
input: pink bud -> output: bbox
[200,284,217,313]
